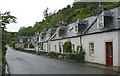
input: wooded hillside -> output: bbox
[17,2,120,36]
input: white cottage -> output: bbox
[82,7,120,67]
[49,7,120,67]
[37,7,120,67]
[39,28,57,52]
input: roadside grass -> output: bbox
[0,50,2,65]
[0,50,2,75]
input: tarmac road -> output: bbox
[6,46,118,74]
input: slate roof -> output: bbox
[50,16,97,41]
[85,7,120,35]
[40,28,57,42]
[15,37,32,44]
[40,7,120,42]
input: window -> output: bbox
[55,45,57,52]
[28,39,30,42]
[89,43,94,56]
[74,24,78,33]
[97,16,104,29]
[19,39,23,43]
[72,44,75,51]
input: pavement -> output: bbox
[85,62,120,73]
[6,46,119,74]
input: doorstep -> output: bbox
[85,62,120,73]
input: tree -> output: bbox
[0,11,17,74]
[0,12,17,29]
[43,7,49,20]
[63,41,72,53]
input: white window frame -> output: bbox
[28,39,30,42]
[97,15,104,29]
[89,43,95,57]
[74,24,78,33]
[19,39,23,43]
[72,44,75,51]
[56,31,59,37]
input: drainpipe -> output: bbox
[28,43,30,49]
[80,35,82,46]
[48,39,51,52]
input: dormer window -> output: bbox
[28,39,30,42]
[97,16,104,29]
[56,31,59,37]
[20,39,23,43]
[74,24,78,33]
[41,37,44,39]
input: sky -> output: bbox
[0,0,74,32]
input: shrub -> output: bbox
[48,51,55,58]
[72,45,86,62]
[2,46,7,74]
[63,41,72,53]
[18,46,22,49]
[58,55,63,59]
[10,41,15,47]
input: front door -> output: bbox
[106,42,113,66]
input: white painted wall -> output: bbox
[82,31,119,67]
[118,30,120,67]
[50,37,81,53]
[35,45,38,52]
[43,42,47,52]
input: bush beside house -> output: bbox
[39,45,86,62]
[63,41,72,53]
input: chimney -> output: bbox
[43,29,47,32]
[58,20,67,26]
[98,3,107,14]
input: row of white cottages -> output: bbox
[31,7,120,67]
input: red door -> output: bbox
[106,42,113,66]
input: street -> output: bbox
[6,46,118,74]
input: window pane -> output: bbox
[91,43,94,48]
[91,49,94,54]
[99,16,102,23]
[90,43,94,56]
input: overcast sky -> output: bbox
[0,0,74,32]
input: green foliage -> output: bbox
[70,53,84,62]
[10,41,15,47]
[76,45,81,52]
[18,26,34,36]
[47,51,55,58]
[18,46,22,49]
[63,41,72,53]
[106,2,119,10]
[40,42,43,50]
[16,2,120,37]
[0,11,17,74]
[0,12,17,28]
